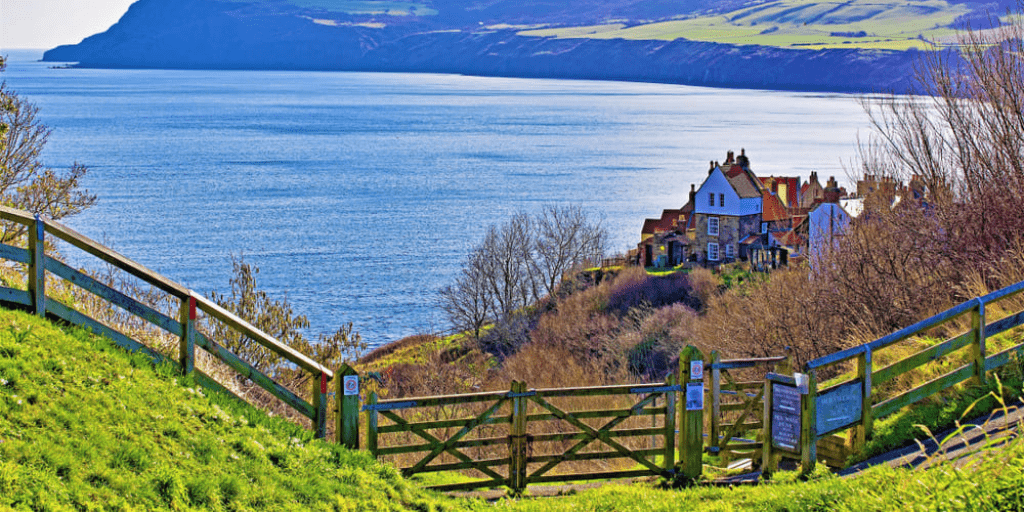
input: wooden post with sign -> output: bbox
[761,372,802,477]
[336,364,360,449]
[800,369,818,475]
[678,346,705,480]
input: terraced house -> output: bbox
[693,151,764,264]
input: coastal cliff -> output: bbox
[44,0,930,93]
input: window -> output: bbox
[719,193,725,208]
[725,243,734,260]
[761,222,768,234]
[707,217,719,236]
[709,192,715,207]
[708,242,719,261]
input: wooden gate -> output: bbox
[707,350,791,466]
[365,377,678,493]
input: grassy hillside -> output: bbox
[2,298,1024,509]
[520,0,971,50]
[0,308,460,511]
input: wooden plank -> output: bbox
[986,310,1024,338]
[192,294,332,378]
[406,396,507,474]
[427,479,506,493]
[872,331,973,385]
[373,390,513,409]
[46,300,171,366]
[0,243,30,264]
[0,205,38,226]
[719,421,764,431]
[664,374,676,471]
[985,342,1024,372]
[528,448,664,465]
[720,402,763,412]
[801,370,818,475]
[193,331,315,420]
[0,287,31,306]
[712,357,786,370]
[411,457,509,474]
[979,280,1024,305]
[45,256,182,336]
[377,415,511,433]
[873,364,974,419]
[42,218,189,299]
[525,407,666,423]
[529,428,666,444]
[532,383,666,398]
[367,392,379,457]
[375,436,509,456]
[710,351,721,452]
[972,301,986,385]
[527,469,668,486]
[721,442,763,451]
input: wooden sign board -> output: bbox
[815,381,861,436]
[770,380,801,452]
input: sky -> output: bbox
[1,0,137,50]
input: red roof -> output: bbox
[771,230,804,248]
[761,191,789,222]
[641,219,660,235]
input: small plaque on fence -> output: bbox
[690,360,704,380]
[343,375,359,396]
[686,382,704,411]
[815,381,861,436]
[771,383,801,452]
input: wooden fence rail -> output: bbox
[707,350,790,466]
[0,206,335,438]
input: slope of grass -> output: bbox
[520,0,968,50]
[0,308,463,511]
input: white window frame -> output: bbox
[708,242,720,261]
[725,243,734,260]
[707,217,720,236]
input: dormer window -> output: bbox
[719,193,725,208]
[709,193,715,207]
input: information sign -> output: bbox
[685,382,704,411]
[771,383,801,451]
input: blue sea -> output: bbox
[1,49,874,349]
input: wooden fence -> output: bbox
[0,206,336,438]
[792,280,1024,473]
[364,377,680,494]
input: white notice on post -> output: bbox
[686,382,704,411]
[343,375,359,396]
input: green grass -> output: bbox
[519,0,967,50]
[3,302,1024,510]
[0,308,459,511]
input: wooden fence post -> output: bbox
[313,370,328,439]
[973,298,987,386]
[678,345,705,481]
[854,347,873,451]
[508,380,528,495]
[761,378,776,476]
[800,368,818,476]
[28,214,45,318]
[367,392,379,457]
[336,364,360,449]
[179,294,196,376]
[664,373,677,472]
[709,351,721,454]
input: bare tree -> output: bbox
[532,204,606,297]
[0,65,95,241]
[438,248,491,339]
[479,212,534,318]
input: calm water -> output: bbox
[2,49,874,348]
